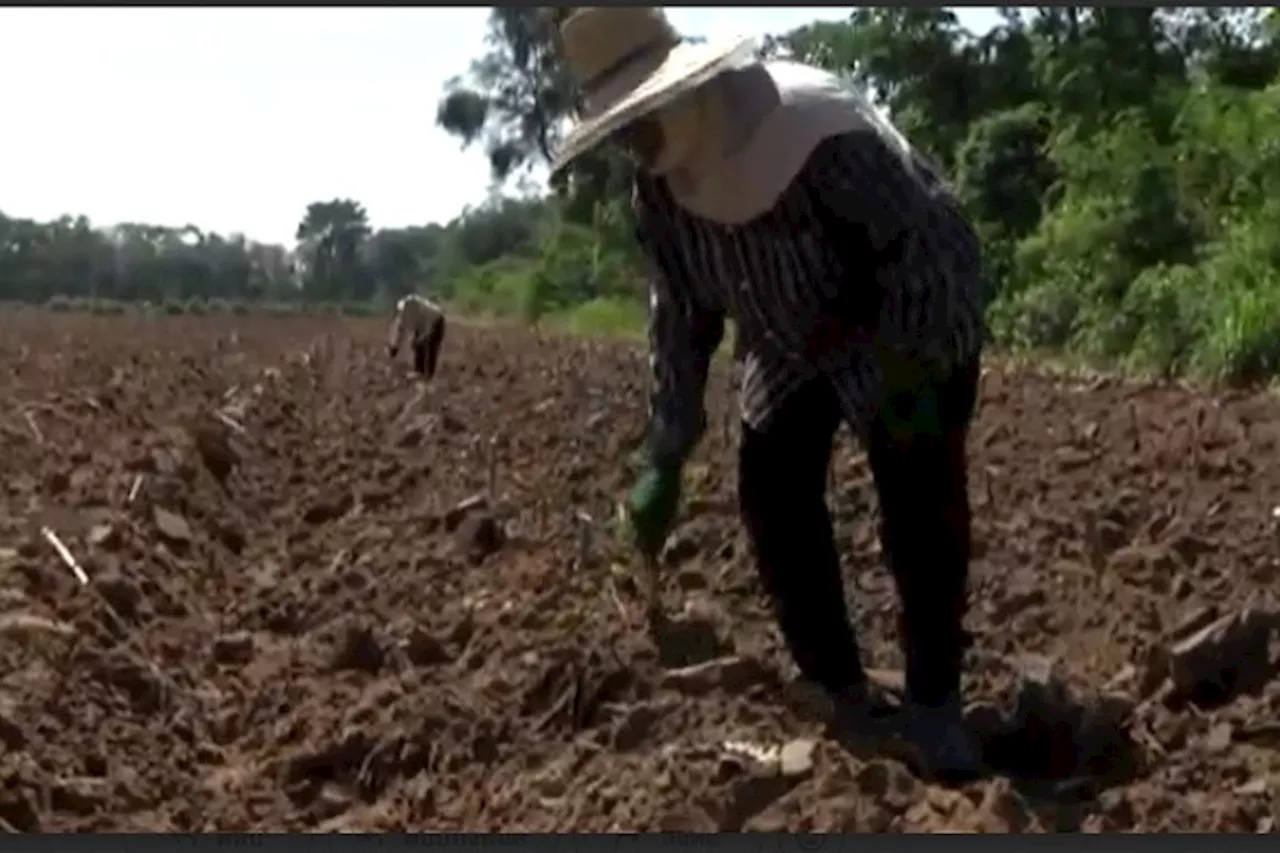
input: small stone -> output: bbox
[1153,712,1190,751]
[855,760,919,812]
[87,524,119,549]
[612,702,664,752]
[1205,721,1234,753]
[1014,655,1073,729]
[970,778,1037,833]
[191,419,239,482]
[152,506,193,546]
[212,520,246,555]
[212,631,255,666]
[312,783,353,820]
[45,471,70,496]
[1235,776,1270,797]
[0,706,26,751]
[302,491,354,526]
[396,419,431,449]
[661,534,700,567]
[855,760,893,798]
[1096,788,1133,826]
[723,770,796,832]
[675,567,709,592]
[781,679,836,723]
[713,755,749,784]
[330,622,385,673]
[83,753,109,777]
[50,776,111,816]
[651,611,728,670]
[403,627,452,668]
[453,513,505,563]
[0,787,41,831]
[439,412,466,434]
[94,573,142,623]
[778,738,817,778]
[989,583,1047,625]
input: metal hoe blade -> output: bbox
[641,552,665,633]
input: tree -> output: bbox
[436,7,577,184]
[435,7,635,228]
[295,199,373,302]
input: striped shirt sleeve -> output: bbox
[633,191,725,468]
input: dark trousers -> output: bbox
[738,359,980,708]
[412,317,446,379]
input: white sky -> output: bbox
[0,7,1002,246]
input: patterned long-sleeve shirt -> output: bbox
[388,294,444,351]
[632,125,984,467]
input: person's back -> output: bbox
[388,294,447,379]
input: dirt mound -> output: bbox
[3,312,1280,832]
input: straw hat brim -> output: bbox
[550,35,758,177]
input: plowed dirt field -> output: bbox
[4,311,1280,833]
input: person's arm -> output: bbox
[387,299,406,356]
[635,210,725,470]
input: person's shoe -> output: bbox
[834,680,897,725]
[902,696,982,783]
[827,680,901,758]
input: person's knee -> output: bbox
[737,433,779,525]
[739,450,829,547]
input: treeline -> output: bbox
[433,7,1280,381]
[0,198,536,316]
[7,8,1280,383]
[0,182,639,329]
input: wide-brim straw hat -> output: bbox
[550,7,757,176]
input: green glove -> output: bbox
[626,463,682,558]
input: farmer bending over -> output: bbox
[551,8,987,781]
[388,294,447,379]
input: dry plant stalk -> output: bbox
[23,411,43,444]
[604,576,630,624]
[487,433,502,502]
[42,526,88,585]
[127,474,145,505]
[41,525,184,705]
[575,510,594,569]
[213,410,247,437]
[1083,509,1107,580]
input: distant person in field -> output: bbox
[388,294,446,379]
[552,8,987,781]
